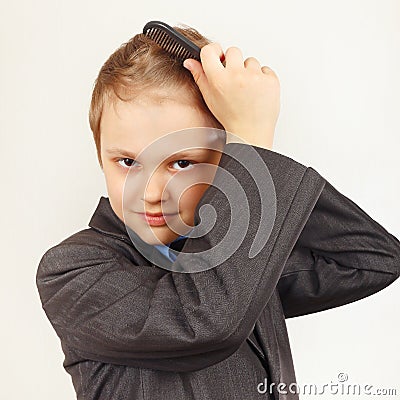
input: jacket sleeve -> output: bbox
[36,142,326,372]
[277,179,400,318]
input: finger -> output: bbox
[261,66,280,86]
[224,46,244,70]
[200,42,225,79]
[183,59,208,91]
[208,42,226,64]
[261,66,274,75]
[244,57,261,71]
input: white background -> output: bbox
[1,0,399,398]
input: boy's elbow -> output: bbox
[36,250,55,304]
[392,254,400,281]
[366,229,400,280]
[385,233,400,279]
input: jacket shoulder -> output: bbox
[41,227,114,254]
[37,228,118,278]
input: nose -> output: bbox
[141,170,169,204]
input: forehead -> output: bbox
[100,95,224,159]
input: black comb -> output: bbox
[143,21,201,63]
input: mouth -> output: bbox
[142,212,175,217]
[136,212,178,226]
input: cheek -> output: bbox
[179,183,210,215]
[103,164,126,219]
[177,163,220,222]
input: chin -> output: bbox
[135,228,177,246]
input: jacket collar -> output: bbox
[88,196,134,244]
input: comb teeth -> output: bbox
[146,28,196,62]
[143,21,201,63]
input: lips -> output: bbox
[139,212,176,217]
[136,212,178,227]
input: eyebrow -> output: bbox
[105,147,137,159]
[105,147,210,159]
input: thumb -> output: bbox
[183,59,207,89]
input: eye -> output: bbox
[171,160,196,171]
[117,158,140,169]
[116,158,196,171]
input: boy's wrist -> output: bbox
[225,127,275,150]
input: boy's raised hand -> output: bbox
[183,42,280,150]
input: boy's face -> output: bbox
[100,93,225,245]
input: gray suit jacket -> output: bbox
[36,143,400,400]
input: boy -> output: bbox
[36,25,400,399]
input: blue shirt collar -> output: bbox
[153,230,192,262]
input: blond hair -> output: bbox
[88,24,223,168]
